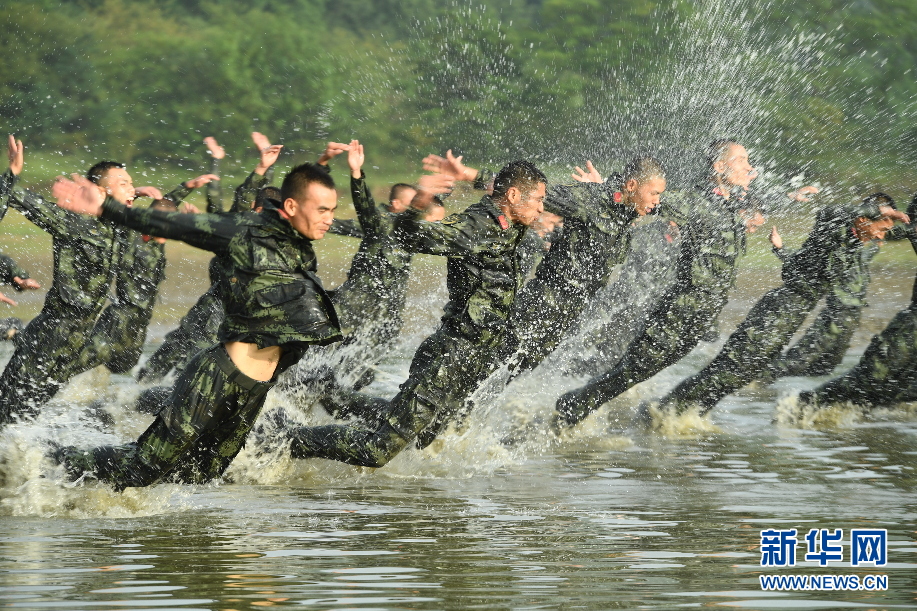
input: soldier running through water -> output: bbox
[50,162,342,490]
[654,193,907,417]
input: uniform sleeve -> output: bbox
[0,169,15,222]
[8,182,78,238]
[163,183,193,205]
[395,208,484,257]
[206,156,224,213]
[0,252,28,286]
[350,174,383,238]
[231,171,268,214]
[100,198,242,254]
[328,218,364,239]
[544,182,596,220]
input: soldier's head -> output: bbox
[87,161,134,205]
[254,186,283,212]
[388,183,418,213]
[280,163,338,240]
[424,197,446,222]
[707,139,756,189]
[620,156,666,216]
[853,193,897,242]
[492,160,547,227]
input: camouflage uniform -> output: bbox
[138,171,270,382]
[798,198,917,408]
[283,195,528,467]
[0,251,30,340]
[768,242,879,378]
[55,198,342,490]
[657,201,886,415]
[0,170,131,424]
[554,184,756,428]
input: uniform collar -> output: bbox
[480,195,515,231]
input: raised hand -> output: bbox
[0,291,16,307]
[134,186,164,200]
[788,185,819,202]
[251,131,272,151]
[7,135,23,176]
[572,160,602,183]
[769,226,783,250]
[317,141,351,166]
[422,149,477,182]
[184,174,220,189]
[347,139,364,178]
[880,205,910,225]
[52,174,105,216]
[13,276,40,290]
[203,136,225,160]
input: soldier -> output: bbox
[0,136,195,424]
[137,133,283,383]
[654,193,907,416]
[0,251,41,339]
[796,195,917,408]
[552,139,817,432]
[412,154,666,446]
[274,160,546,468]
[765,226,879,379]
[49,160,342,490]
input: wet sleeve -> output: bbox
[0,169,15,222]
[163,182,193,205]
[0,252,28,286]
[7,183,76,238]
[328,218,364,239]
[395,208,482,257]
[351,173,382,238]
[231,171,268,214]
[544,182,595,220]
[206,156,223,213]
[100,198,239,254]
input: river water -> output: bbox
[0,228,915,610]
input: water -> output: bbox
[1,235,915,609]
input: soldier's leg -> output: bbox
[0,313,92,425]
[318,386,389,424]
[660,287,817,414]
[138,287,223,382]
[799,306,917,407]
[55,344,272,490]
[554,294,718,429]
[772,298,862,378]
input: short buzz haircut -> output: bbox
[491,160,547,200]
[389,183,416,203]
[706,139,741,171]
[622,156,665,184]
[281,163,336,203]
[86,161,126,184]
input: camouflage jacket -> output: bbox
[0,170,130,312]
[328,217,364,239]
[780,202,885,307]
[206,156,223,213]
[532,180,639,296]
[99,198,342,353]
[0,252,29,287]
[659,183,757,301]
[882,195,917,304]
[396,195,528,342]
[229,170,274,214]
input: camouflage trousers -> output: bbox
[658,285,820,415]
[56,344,272,490]
[0,302,101,425]
[286,324,494,467]
[139,285,224,382]
[554,290,727,428]
[72,301,156,376]
[799,304,917,408]
[771,300,862,378]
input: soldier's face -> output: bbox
[97,167,135,205]
[284,183,338,240]
[389,188,418,213]
[715,144,756,189]
[853,215,895,242]
[506,182,546,226]
[424,205,446,222]
[626,177,666,216]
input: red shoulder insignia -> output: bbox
[498,214,509,230]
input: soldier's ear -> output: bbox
[283,197,299,217]
[624,178,639,193]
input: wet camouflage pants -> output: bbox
[799,304,917,408]
[554,290,727,428]
[771,299,862,378]
[659,285,820,415]
[287,325,491,467]
[71,302,156,376]
[58,344,272,490]
[139,286,224,382]
[0,303,100,425]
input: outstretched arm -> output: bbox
[204,136,225,212]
